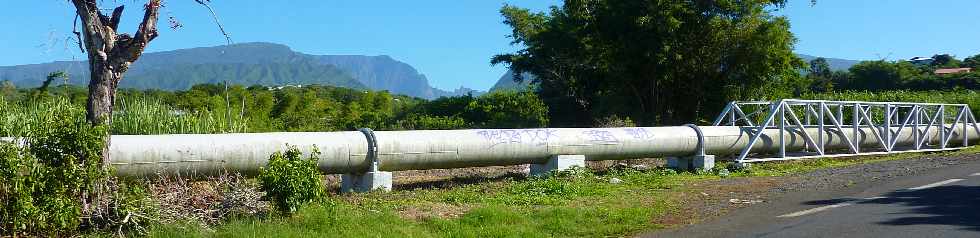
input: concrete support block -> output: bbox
[530,154,586,176]
[694,155,715,171]
[667,155,715,171]
[341,171,392,193]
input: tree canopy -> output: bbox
[963,54,980,69]
[492,0,804,126]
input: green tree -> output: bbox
[464,91,549,128]
[807,58,834,92]
[930,54,960,68]
[492,0,804,126]
[809,58,832,78]
[963,54,980,69]
[245,88,278,132]
[34,71,69,99]
[845,60,922,90]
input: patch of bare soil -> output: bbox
[392,158,665,189]
[394,165,530,190]
[354,159,664,220]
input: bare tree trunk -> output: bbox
[71,0,160,165]
[87,67,121,165]
[86,67,119,126]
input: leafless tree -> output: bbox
[68,0,227,165]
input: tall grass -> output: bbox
[114,97,248,135]
[0,96,248,137]
[0,97,86,137]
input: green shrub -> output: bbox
[0,107,108,236]
[396,114,469,130]
[258,146,325,215]
[464,91,550,129]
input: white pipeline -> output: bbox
[108,125,979,177]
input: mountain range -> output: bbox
[797,54,860,72]
[0,42,477,99]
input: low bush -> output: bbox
[258,146,325,215]
[0,107,108,236]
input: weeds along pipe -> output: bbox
[106,125,980,177]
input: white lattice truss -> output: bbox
[714,99,980,163]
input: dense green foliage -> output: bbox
[0,105,108,236]
[259,146,326,215]
[802,90,980,116]
[1,82,549,136]
[801,54,980,93]
[411,90,550,129]
[491,1,978,127]
[493,0,804,126]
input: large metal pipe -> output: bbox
[108,125,979,177]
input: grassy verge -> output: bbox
[146,147,979,238]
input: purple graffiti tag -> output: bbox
[476,129,558,148]
[622,128,655,140]
[525,129,559,145]
[581,130,619,144]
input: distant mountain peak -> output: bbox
[0,42,474,99]
[796,54,860,71]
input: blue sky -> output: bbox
[2,0,979,91]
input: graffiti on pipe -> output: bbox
[476,129,558,148]
[622,128,655,140]
[581,130,619,144]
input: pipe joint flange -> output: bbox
[358,128,380,172]
[683,124,706,157]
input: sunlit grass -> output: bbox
[150,168,683,238]
[0,97,247,136]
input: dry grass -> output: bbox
[148,172,269,228]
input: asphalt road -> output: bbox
[648,157,980,238]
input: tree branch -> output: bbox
[107,5,125,31]
[110,0,161,71]
[73,14,86,53]
[70,0,111,60]
[195,0,233,45]
[134,0,162,47]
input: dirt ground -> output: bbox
[323,158,666,192]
